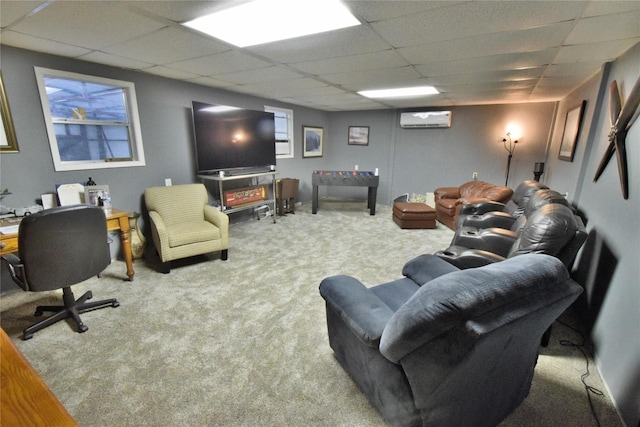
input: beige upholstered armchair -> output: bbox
[144,184,229,272]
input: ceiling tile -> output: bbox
[9,1,165,50]
[166,50,271,76]
[1,0,637,111]
[370,1,585,48]
[248,25,389,63]
[582,0,640,18]
[187,76,238,88]
[398,22,575,65]
[565,10,640,45]
[415,50,559,77]
[543,62,605,77]
[78,51,153,70]
[143,65,202,80]
[0,1,45,28]
[291,49,409,75]
[0,30,92,57]
[345,1,459,22]
[102,27,230,64]
[554,38,640,63]
[320,66,423,90]
[214,66,305,85]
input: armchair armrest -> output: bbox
[451,228,517,257]
[435,246,505,269]
[148,210,170,258]
[401,254,460,285]
[319,275,394,348]
[204,205,229,241]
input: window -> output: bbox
[35,67,145,171]
[265,105,294,159]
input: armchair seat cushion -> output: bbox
[167,221,221,247]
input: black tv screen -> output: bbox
[191,101,276,174]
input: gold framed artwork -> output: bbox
[0,71,19,153]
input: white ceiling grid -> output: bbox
[1,0,639,111]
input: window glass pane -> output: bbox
[265,105,293,159]
[44,76,128,122]
[273,114,289,142]
[53,124,131,161]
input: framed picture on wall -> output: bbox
[0,71,19,153]
[558,100,586,162]
[348,126,369,146]
[303,126,323,158]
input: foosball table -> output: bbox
[312,170,379,215]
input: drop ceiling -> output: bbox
[1,0,639,111]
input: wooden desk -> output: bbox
[0,328,78,426]
[0,208,135,281]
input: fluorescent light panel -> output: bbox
[183,0,360,47]
[359,86,439,99]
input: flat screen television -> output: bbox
[191,101,276,175]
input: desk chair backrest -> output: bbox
[17,205,111,291]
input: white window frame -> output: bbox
[34,67,146,171]
[265,105,294,159]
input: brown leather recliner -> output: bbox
[434,181,513,230]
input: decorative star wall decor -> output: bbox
[593,76,640,200]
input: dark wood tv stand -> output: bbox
[199,171,278,223]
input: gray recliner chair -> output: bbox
[319,254,582,426]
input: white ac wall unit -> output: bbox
[400,111,451,128]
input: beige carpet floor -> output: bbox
[0,200,623,426]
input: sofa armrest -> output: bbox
[434,187,461,200]
[319,275,394,348]
[434,246,505,269]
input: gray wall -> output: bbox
[1,42,639,425]
[545,42,639,426]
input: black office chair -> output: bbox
[1,205,119,340]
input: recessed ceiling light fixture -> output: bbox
[182,0,360,48]
[358,86,439,98]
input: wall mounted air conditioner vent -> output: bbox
[400,111,452,128]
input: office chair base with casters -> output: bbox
[24,287,119,340]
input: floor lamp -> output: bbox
[503,132,518,186]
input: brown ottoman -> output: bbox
[393,202,437,229]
